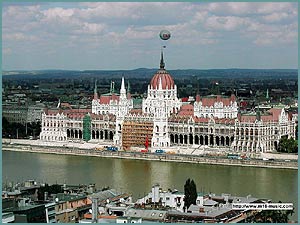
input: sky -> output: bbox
[2,2,298,70]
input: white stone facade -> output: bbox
[40,112,68,141]
[168,107,296,153]
[39,53,297,153]
[92,79,133,116]
[194,95,238,119]
[141,58,182,147]
[114,78,134,145]
[142,77,182,117]
[136,184,203,212]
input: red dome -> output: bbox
[150,69,175,89]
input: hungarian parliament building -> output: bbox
[40,53,297,153]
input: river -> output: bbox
[2,151,298,220]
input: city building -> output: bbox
[27,103,45,123]
[39,52,297,153]
[3,104,28,125]
[45,202,56,223]
[136,184,203,212]
[2,212,15,223]
[2,202,47,223]
[3,103,45,125]
[54,193,91,223]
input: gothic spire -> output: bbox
[110,81,115,94]
[120,77,126,94]
[160,49,165,69]
[94,80,98,100]
[127,80,131,99]
[127,80,130,93]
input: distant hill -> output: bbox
[2,68,297,80]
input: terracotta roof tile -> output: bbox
[268,108,282,121]
[240,115,256,122]
[150,69,175,89]
[199,95,236,107]
[99,95,120,104]
[178,104,194,116]
[129,109,143,115]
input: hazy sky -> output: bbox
[2,2,298,70]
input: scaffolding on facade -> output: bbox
[83,114,91,141]
[122,120,153,150]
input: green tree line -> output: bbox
[277,136,298,153]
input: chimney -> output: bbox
[92,197,98,223]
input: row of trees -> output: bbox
[2,117,41,139]
[248,203,294,223]
[277,136,298,153]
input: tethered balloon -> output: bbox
[159,30,171,40]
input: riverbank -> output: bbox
[2,139,298,169]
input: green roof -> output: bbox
[55,193,87,202]
[102,93,119,96]
[3,204,44,213]
[133,98,143,104]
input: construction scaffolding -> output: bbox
[83,114,91,142]
[122,120,153,150]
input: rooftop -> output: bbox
[55,193,87,202]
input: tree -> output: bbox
[252,205,294,223]
[184,178,197,210]
[278,136,298,153]
[37,184,63,201]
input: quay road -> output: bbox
[2,142,298,170]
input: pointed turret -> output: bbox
[230,93,236,102]
[94,80,98,100]
[121,77,126,93]
[110,81,115,94]
[266,89,269,99]
[127,80,130,93]
[57,99,61,108]
[127,80,131,99]
[256,105,261,121]
[195,81,200,102]
[120,77,127,101]
[196,94,201,102]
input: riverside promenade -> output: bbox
[2,139,298,170]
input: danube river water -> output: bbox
[2,151,298,220]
